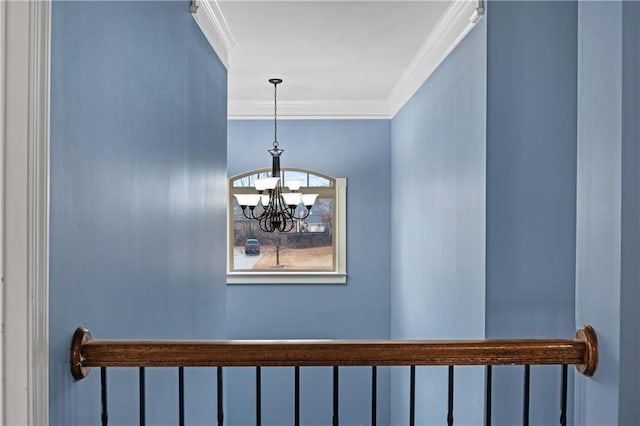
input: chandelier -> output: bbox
[233,79,318,233]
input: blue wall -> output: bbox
[620,2,640,423]
[575,2,640,425]
[226,119,391,426]
[390,20,487,426]
[50,1,228,424]
[486,2,577,424]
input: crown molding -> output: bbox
[387,0,483,116]
[228,99,392,120]
[191,0,236,69]
[227,0,484,118]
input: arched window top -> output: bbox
[230,167,335,189]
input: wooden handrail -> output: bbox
[70,325,598,380]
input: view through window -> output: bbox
[228,168,345,279]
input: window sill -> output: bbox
[226,272,347,285]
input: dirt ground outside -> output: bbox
[252,245,333,270]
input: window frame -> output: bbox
[227,167,347,284]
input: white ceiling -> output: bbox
[208,1,480,117]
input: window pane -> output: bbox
[232,198,334,271]
[308,174,332,187]
[282,170,308,187]
[233,171,271,187]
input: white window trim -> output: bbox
[227,175,347,284]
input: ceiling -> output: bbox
[207,1,478,117]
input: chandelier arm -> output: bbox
[290,208,311,220]
[249,208,261,220]
[285,218,295,232]
[240,207,252,220]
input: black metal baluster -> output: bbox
[295,366,300,426]
[410,365,416,426]
[179,367,185,426]
[371,366,377,426]
[217,367,224,426]
[560,364,568,426]
[332,366,339,426]
[101,367,108,426]
[447,366,454,426]
[139,367,146,426]
[256,366,262,426]
[485,366,492,426]
[523,365,530,426]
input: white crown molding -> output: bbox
[228,99,392,119]
[387,0,483,116]
[228,0,483,119]
[191,0,236,69]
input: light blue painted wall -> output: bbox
[574,2,622,424]
[575,2,640,425]
[619,2,640,424]
[226,119,391,426]
[49,1,227,424]
[486,2,577,424]
[390,19,486,426]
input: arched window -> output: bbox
[227,168,346,284]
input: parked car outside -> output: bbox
[244,238,260,255]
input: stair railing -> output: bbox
[70,325,598,426]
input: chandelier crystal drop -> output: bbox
[233,79,318,233]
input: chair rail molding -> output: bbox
[0,0,50,425]
[191,0,236,69]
